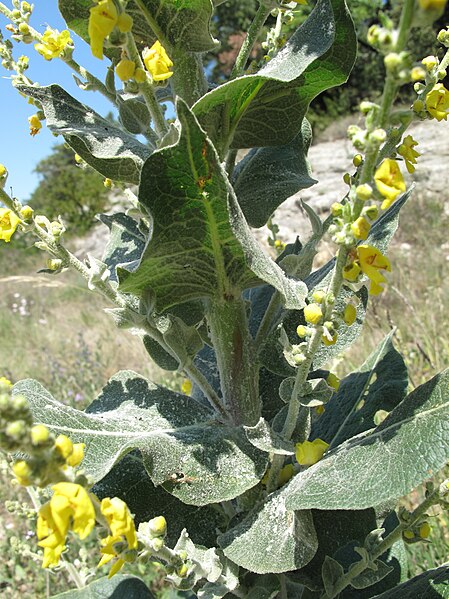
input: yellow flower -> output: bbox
[28,114,42,136]
[343,304,357,326]
[37,483,95,568]
[303,303,323,325]
[0,164,7,179]
[0,208,20,242]
[88,0,118,60]
[343,261,361,282]
[142,41,173,82]
[181,379,192,395]
[35,28,72,60]
[326,372,340,391]
[295,439,329,466]
[12,460,32,486]
[54,434,85,468]
[117,13,133,33]
[0,376,13,389]
[357,245,391,295]
[278,463,295,486]
[31,424,50,445]
[397,135,420,174]
[322,332,338,346]
[374,159,406,210]
[115,59,136,82]
[99,497,137,577]
[425,83,449,121]
[351,216,371,240]
[419,0,447,9]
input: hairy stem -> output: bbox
[231,3,271,78]
[266,247,349,492]
[206,296,260,426]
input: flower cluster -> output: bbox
[37,482,96,568]
[98,497,138,577]
[35,28,72,60]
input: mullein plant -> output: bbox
[1,0,449,597]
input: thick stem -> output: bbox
[206,296,260,426]
[170,48,208,107]
[231,3,271,78]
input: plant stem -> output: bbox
[170,48,208,107]
[125,31,168,136]
[231,3,271,78]
[133,0,169,49]
[266,247,349,492]
[206,296,260,426]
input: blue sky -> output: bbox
[0,2,115,200]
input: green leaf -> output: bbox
[244,418,295,455]
[232,120,316,228]
[322,556,345,597]
[350,560,393,590]
[52,574,155,598]
[193,0,356,149]
[218,489,317,574]
[93,451,225,547]
[143,335,180,371]
[285,368,449,511]
[370,565,449,598]
[245,574,281,599]
[98,213,147,282]
[119,98,151,135]
[17,84,151,184]
[311,332,408,446]
[290,508,377,591]
[134,0,216,52]
[14,371,267,506]
[118,100,307,312]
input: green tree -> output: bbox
[30,143,109,234]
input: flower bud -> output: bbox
[0,377,12,391]
[353,154,363,167]
[54,434,73,459]
[422,55,438,71]
[312,290,326,304]
[355,183,373,202]
[177,563,189,578]
[296,324,307,338]
[6,420,27,440]
[116,59,136,82]
[19,205,33,221]
[326,372,340,391]
[148,515,167,538]
[31,424,50,445]
[438,68,447,80]
[410,66,426,81]
[351,216,371,240]
[343,172,352,185]
[419,522,431,539]
[18,22,30,35]
[370,128,387,143]
[303,303,323,325]
[47,258,63,271]
[413,99,425,113]
[384,52,402,72]
[331,202,343,217]
[343,304,357,326]
[104,178,113,188]
[437,28,449,47]
[151,537,164,552]
[12,460,32,485]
